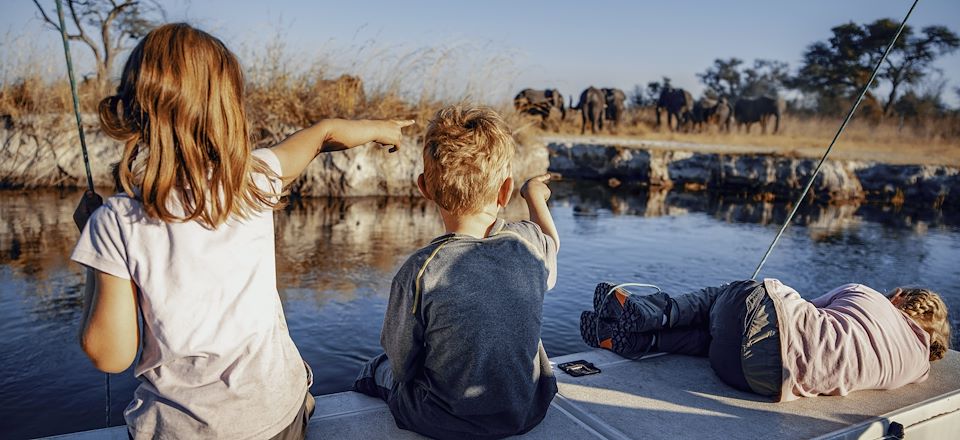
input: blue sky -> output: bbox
[2,0,959,106]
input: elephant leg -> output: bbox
[598,112,604,132]
[761,117,767,135]
[774,114,780,134]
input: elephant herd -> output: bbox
[514,87,785,135]
[514,87,626,135]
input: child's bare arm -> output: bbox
[79,268,141,373]
[73,195,140,373]
[520,173,560,251]
[270,119,414,187]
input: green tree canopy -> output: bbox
[697,58,789,100]
[793,19,959,115]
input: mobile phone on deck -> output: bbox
[557,360,601,377]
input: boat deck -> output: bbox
[48,349,960,439]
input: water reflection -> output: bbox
[0,187,956,322]
[551,180,957,240]
[0,187,957,439]
[273,196,532,302]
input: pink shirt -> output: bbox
[764,279,931,402]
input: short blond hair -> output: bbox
[422,105,515,215]
[896,288,951,361]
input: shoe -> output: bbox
[579,311,614,349]
[593,282,631,320]
[610,325,655,358]
[619,291,672,334]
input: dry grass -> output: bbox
[523,107,960,166]
[1,36,958,167]
[0,36,518,142]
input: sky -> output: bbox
[2,0,959,106]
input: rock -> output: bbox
[0,121,550,197]
[546,141,957,206]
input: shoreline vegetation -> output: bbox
[1,40,958,196]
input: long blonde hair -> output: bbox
[99,23,277,227]
[896,288,951,361]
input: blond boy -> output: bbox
[354,105,560,439]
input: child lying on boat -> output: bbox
[580,279,950,401]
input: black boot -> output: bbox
[617,291,673,334]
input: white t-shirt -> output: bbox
[71,149,309,439]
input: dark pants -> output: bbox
[354,353,396,402]
[624,280,782,396]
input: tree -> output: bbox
[698,58,788,99]
[32,0,165,85]
[630,84,646,107]
[741,59,790,98]
[793,19,959,116]
[894,74,947,121]
[632,78,670,107]
[697,58,743,98]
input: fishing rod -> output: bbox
[750,0,919,280]
[53,0,109,428]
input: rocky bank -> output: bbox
[2,120,957,206]
[0,121,548,197]
[547,140,960,207]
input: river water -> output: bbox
[1,184,958,438]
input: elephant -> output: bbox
[686,98,717,132]
[733,96,785,134]
[656,87,693,131]
[570,87,606,135]
[711,97,733,132]
[514,88,566,124]
[687,97,732,133]
[601,88,626,130]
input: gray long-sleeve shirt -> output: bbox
[381,219,558,439]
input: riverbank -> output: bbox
[0,120,548,197]
[546,136,960,208]
[2,123,958,206]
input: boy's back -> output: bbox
[354,104,562,439]
[382,219,558,439]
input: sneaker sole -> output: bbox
[580,311,599,348]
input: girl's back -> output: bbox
[74,149,308,438]
[70,22,408,439]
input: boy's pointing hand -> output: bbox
[521,173,552,202]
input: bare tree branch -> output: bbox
[31,0,62,32]
[101,1,137,78]
[67,0,103,66]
